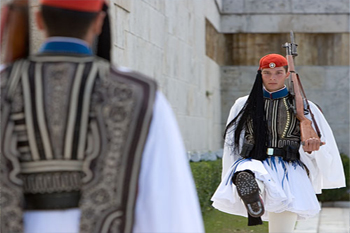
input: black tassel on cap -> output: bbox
[224,70,267,161]
[96,2,111,61]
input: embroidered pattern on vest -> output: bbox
[245,96,300,149]
[1,56,156,233]
[1,60,26,232]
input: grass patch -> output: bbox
[190,159,222,212]
[317,153,350,202]
[190,160,268,232]
[203,208,268,233]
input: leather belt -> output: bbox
[24,191,81,210]
[266,146,300,161]
[240,143,300,161]
[266,147,286,157]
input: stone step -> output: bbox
[294,204,350,233]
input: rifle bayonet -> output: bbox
[290,31,298,56]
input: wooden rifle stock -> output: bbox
[285,56,306,121]
[283,31,324,149]
[1,0,29,64]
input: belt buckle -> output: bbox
[267,148,274,156]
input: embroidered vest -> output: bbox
[245,96,301,150]
[1,55,156,232]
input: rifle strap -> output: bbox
[0,5,10,49]
[296,73,322,138]
[1,0,29,63]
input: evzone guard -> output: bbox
[212,33,345,233]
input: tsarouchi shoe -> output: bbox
[233,170,265,217]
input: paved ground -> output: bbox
[294,202,350,233]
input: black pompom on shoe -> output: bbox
[233,170,265,218]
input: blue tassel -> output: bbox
[226,158,251,185]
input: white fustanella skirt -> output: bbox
[211,157,321,221]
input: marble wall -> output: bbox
[109,0,223,151]
[220,0,350,33]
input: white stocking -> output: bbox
[268,211,297,233]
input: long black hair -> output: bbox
[224,70,267,161]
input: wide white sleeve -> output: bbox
[299,101,346,193]
[133,91,204,233]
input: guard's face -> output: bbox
[261,67,289,92]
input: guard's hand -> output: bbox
[302,138,325,153]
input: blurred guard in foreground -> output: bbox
[0,0,204,232]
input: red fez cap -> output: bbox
[259,54,288,70]
[40,0,103,12]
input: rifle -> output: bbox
[283,31,324,151]
[0,0,29,64]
